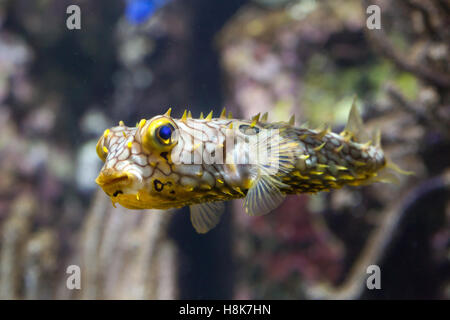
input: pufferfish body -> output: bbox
[95,101,409,233]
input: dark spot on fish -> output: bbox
[239,124,260,135]
[113,190,123,197]
[154,179,164,192]
[170,190,175,194]
[160,152,168,160]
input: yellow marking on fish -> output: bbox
[293,171,309,179]
[220,108,227,119]
[223,189,233,196]
[138,119,146,129]
[314,126,330,139]
[250,113,260,127]
[233,187,245,196]
[181,110,188,122]
[353,160,367,167]
[361,140,372,149]
[313,141,327,152]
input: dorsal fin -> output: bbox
[164,108,172,117]
[205,110,213,121]
[342,97,369,142]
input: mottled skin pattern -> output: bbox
[95,109,387,213]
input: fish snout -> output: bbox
[95,169,133,197]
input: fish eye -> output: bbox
[157,125,173,141]
[142,117,178,152]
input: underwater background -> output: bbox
[0,0,448,299]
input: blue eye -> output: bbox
[158,125,172,140]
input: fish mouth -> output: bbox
[95,169,134,197]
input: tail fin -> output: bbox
[369,159,414,185]
[343,96,414,184]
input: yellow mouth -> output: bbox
[95,169,133,197]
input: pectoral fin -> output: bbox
[244,174,287,216]
[190,201,225,234]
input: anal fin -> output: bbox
[190,201,225,234]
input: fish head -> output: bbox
[95,110,267,210]
[95,114,186,209]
